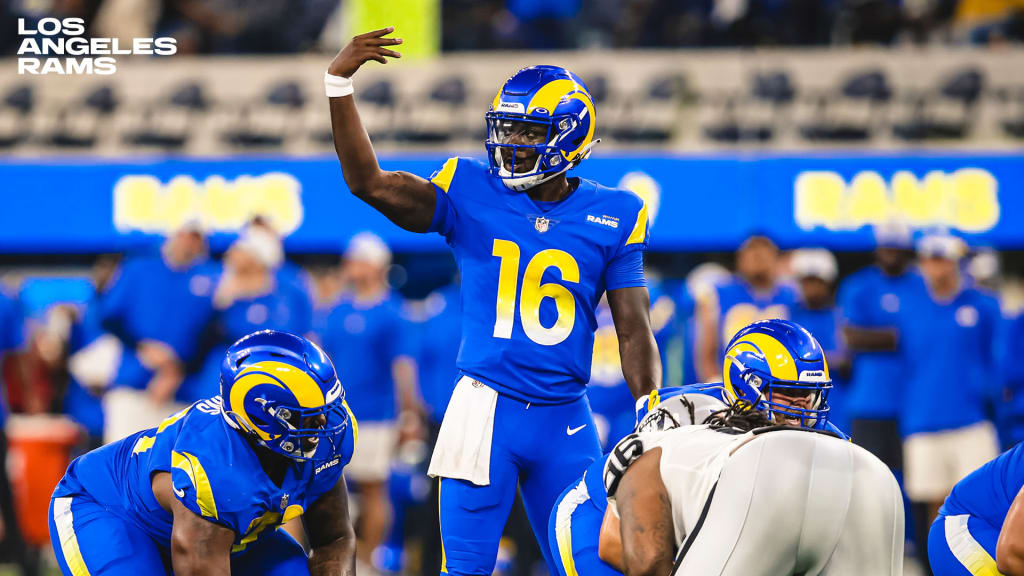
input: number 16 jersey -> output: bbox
[428,157,649,404]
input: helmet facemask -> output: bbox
[738,370,832,428]
[485,112,592,192]
[226,389,350,463]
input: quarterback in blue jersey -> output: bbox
[48,331,359,576]
[930,443,1024,575]
[327,29,661,575]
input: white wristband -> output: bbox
[324,72,354,98]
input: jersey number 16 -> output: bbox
[492,238,580,346]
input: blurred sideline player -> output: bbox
[182,227,313,402]
[326,28,661,574]
[99,222,216,443]
[48,331,359,575]
[902,233,1001,565]
[319,231,420,569]
[606,404,903,576]
[549,319,845,576]
[789,248,850,432]
[929,443,1024,575]
[838,222,921,476]
[695,235,796,382]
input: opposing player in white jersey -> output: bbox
[602,320,904,576]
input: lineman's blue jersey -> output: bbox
[941,442,1024,527]
[428,157,649,403]
[52,396,355,553]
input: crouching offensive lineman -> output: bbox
[48,330,359,576]
[605,410,904,576]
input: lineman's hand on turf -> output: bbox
[328,27,403,78]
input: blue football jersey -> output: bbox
[899,286,1002,436]
[428,157,649,403]
[712,278,796,357]
[837,266,924,419]
[942,443,1024,528]
[53,396,355,553]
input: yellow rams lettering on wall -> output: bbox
[794,168,999,233]
[113,172,303,235]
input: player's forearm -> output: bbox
[620,331,661,399]
[309,536,356,576]
[329,95,386,198]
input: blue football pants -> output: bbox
[548,478,623,576]
[49,494,309,575]
[929,513,1002,576]
[439,393,602,575]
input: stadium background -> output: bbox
[1,0,1024,574]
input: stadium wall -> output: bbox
[0,151,1020,254]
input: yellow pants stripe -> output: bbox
[52,497,91,576]
[554,480,590,576]
[945,514,1004,576]
[439,479,447,574]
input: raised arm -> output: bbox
[327,28,437,233]
[608,287,661,399]
[305,477,357,576]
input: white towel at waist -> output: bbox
[427,375,499,486]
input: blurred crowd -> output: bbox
[0,220,1023,575]
[2,0,1022,56]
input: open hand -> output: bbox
[328,27,403,78]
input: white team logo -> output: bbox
[173,486,186,498]
[566,424,587,436]
[535,217,550,233]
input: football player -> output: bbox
[548,319,847,576]
[326,29,661,575]
[598,320,903,576]
[929,442,1024,575]
[48,330,359,576]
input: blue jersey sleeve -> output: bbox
[837,274,871,327]
[428,157,460,240]
[167,419,257,534]
[605,248,646,291]
[616,195,650,256]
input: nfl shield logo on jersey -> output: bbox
[535,217,550,233]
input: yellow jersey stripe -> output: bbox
[157,406,191,433]
[172,451,219,519]
[431,158,459,194]
[344,399,359,447]
[52,497,91,576]
[625,203,649,246]
[132,436,156,455]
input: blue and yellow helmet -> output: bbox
[722,319,832,428]
[485,65,598,191]
[220,330,353,462]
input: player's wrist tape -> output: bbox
[324,72,354,98]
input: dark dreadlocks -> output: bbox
[703,402,776,433]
